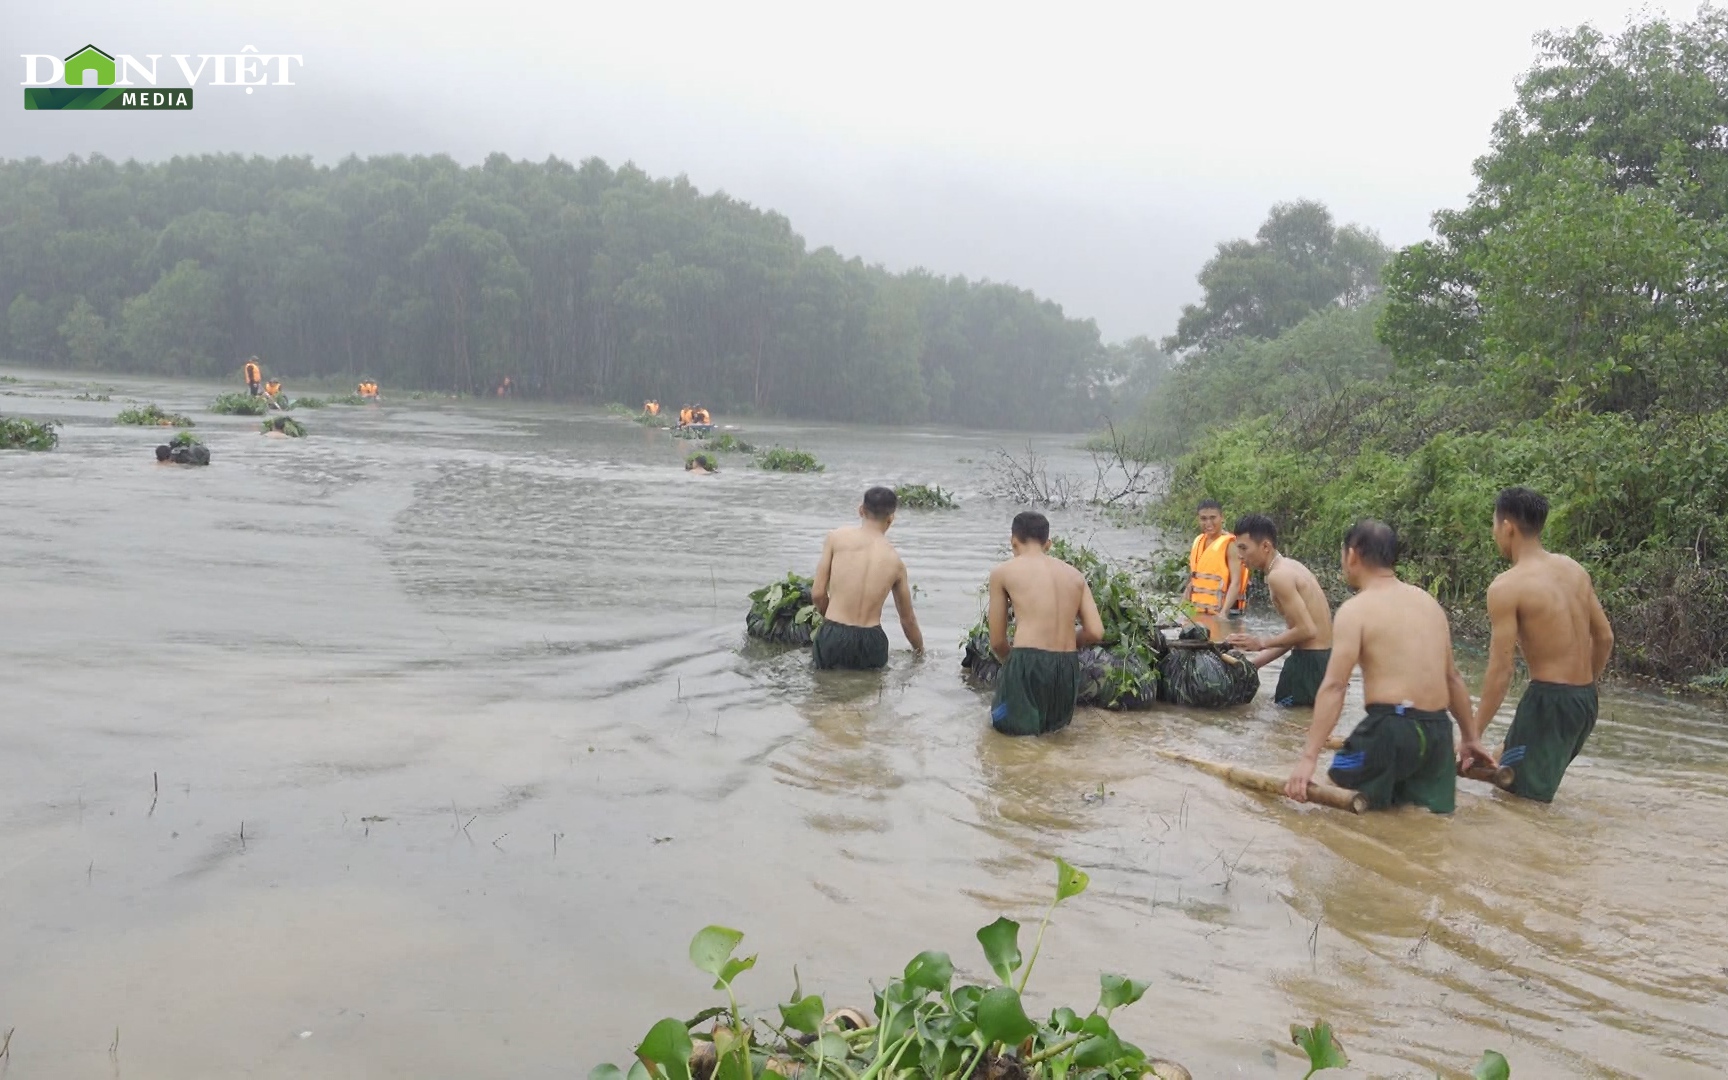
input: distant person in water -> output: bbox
[154,444,173,464]
[1286,521,1472,813]
[1226,514,1334,707]
[810,486,924,670]
[986,511,1104,737]
[244,359,262,396]
[1459,487,1613,802]
[685,453,716,474]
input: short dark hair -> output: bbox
[155,444,171,461]
[1495,487,1549,535]
[1343,519,1398,569]
[1234,514,1277,546]
[1012,511,1051,544]
[862,486,898,519]
[1197,499,1222,513]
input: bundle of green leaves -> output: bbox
[895,483,957,509]
[747,572,822,645]
[756,447,824,473]
[117,403,194,427]
[290,397,328,409]
[0,416,59,450]
[168,431,203,448]
[704,433,757,453]
[330,393,370,405]
[261,417,308,437]
[685,451,719,472]
[208,393,267,416]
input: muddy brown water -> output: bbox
[2,370,1725,1079]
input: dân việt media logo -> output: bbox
[22,44,302,110]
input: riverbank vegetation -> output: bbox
[0,415,58,450]
[116,403,193,427]
[1136,8,1728,684]
[0,155,1141,430]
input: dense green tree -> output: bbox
[1163,200,1389,354]
[0,152,1123,430]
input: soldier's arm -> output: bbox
[1288,603,1359,802]
[1470,577,1518,746]
[891,562,923,653]
[812,533,835,616]
[1584,573,1614,681]
[988,567,1011,662]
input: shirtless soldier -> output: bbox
[1225,514,1334,707]
[986,512,1105,736]
[811,486,924,670]
[1286,521,1473,813]
[1458,487,1613,802]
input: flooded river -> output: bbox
[2,371,1725,1079]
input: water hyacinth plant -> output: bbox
[746,572,822,646]
[0,416,59,450]
[895,483,957,510]
[590,859,1197,1080]
[261,416,308,437]
[290,396,328,409]
[168,431,203,448]
[117,403,195,427]
[756,447,824,473]
[686,451,720,473]
[208,393,268,416]
[704,433,757,453]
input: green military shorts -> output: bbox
[1327,704,1456,813]
[1501,681,1597,803]
[990,647,1080,737]
[1273,648,1331,707]
[811,620,890,671]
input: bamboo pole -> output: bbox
[1158,751,1368,814]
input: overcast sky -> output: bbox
[1,0,1698,340]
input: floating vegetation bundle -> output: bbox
[290,396,327,409]
[591,859,1198,1080]
[1162,624,1260,708]
[0,416,59,451]
[671,425,709,440]
[756,446,824,472]
[261,416,308,438]
[962,540,1179,710]
[159,433,211,465]
[685,451,719,473]
[704,432,756,453]
[329,393,370,405]
[895,483,957,509]
[73,392,111,402]
[117,403,194,427]
[168,431,202,448]
[634,411,671,428]
[747,572,822,646]
[604,402,635,417]
[208,393,267,416]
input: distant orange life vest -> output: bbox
[645,401,659,415]
[680,408,693,424]
[1189,532,1248,615]
[694,408,710,424]
[265,381,281,396]
[244,362,261,383]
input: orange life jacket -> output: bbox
[265,381,281,396]
[645,401,659,415]
[680,408,693,424]
[694,408,710,424]
[244,362,260,383]
[1189,532,1249,615]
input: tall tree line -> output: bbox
[0,152,1121,429]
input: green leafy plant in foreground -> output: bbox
[0,416,59,450]
[756,447,824,473]
[895,483,957,510]
[117,403,195,427]
[704,433,757,453]
[592,858,1199,1080]
[208,393,267,416]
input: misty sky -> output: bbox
[2,0,1697,341]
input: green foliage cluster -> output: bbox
[290,396,327,409]
[634,411,671,428]
[755,447,823,473]
[116,402,193,427]
[685,451,719,472]
[591,859,1192,1080]
[1289,1019,1508,1079]
[894,483,957,510]
[209,392,267,416]
[168,430,202,448]
[262,416,308,437]
[0,154,1132,428]
[605,402,636,417]
[748,573,820,631]
[1145,9,1728,682]
[0,415,59,450]
[329,393,370,405]
[704,433,756,453]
